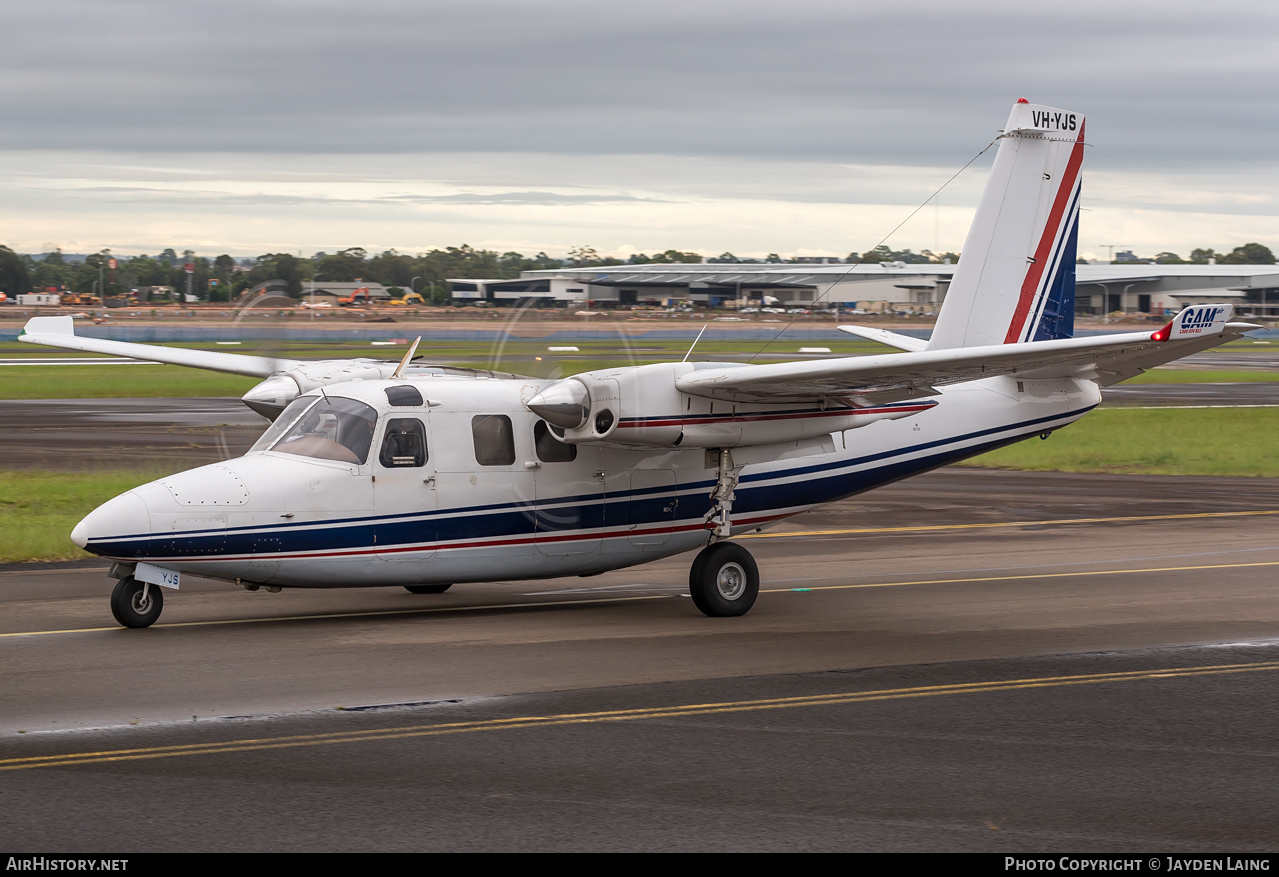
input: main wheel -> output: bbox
[110,577,164,628]
[404,584,452,594]
[689,542,759,617]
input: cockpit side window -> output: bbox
[380,418,427,468]
[471,414,516,466]
[266,396,379,464]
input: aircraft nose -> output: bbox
[72,491,151,554]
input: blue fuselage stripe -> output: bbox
[87,404,1092,560]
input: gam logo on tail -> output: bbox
[1177,306,1226,334]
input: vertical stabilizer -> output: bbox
[928,100,1085,350]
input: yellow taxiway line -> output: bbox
[5,659,1278,772]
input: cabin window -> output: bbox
[384,385,423,407]
[472,414,516,466]
[534,419,576,463]
[379,418,427,468]
[262,396,379,464]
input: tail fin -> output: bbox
[928,100,1085,350]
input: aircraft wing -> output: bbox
[676,316,1260,404]
[18,316,301,378]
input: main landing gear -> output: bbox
[689,542,759,617]
[404,584,452,594]
[110,576,164,628]
[689,448,759,617]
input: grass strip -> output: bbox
[969,407,1279,477]
[0,469,171,562]
[1125,369,1279,384]
[0,365,260,399]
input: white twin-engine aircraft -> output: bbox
[21,100,1260,628]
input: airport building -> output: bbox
[446,262,1279,317]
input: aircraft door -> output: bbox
[627,468,677,548]
[373,414,438,563]
[532,419,603,557]
[432,410,537,556]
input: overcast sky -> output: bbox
[3,0,1277,261]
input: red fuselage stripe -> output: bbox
[617,403,936,429]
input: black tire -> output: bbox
[404,584,452,594]
[110,577,164,628]
[688,542,759,617]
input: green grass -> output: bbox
[0,365,260,399]
[0,469,170,562]
[968,407,1279,477]
[1125,369,1279,383]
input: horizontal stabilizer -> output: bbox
[837,325,928,352]
[1158,304,1234,341]
[18,316,299,378]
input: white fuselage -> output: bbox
[72,372,1100,588]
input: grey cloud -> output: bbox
[2,0,1277,169]
[384,192,667,205]
[41,184,664,208]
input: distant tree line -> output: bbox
[1138,243,1276,265]
[2,240,1276,300]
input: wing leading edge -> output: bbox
[676,307,1259,405]
[18,316,301,378]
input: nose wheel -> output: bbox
[110,576,164,628]
[689,542,759,617]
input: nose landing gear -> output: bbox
[689,542,759,617]
[110,577,164,628]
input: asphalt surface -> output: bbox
[1103,383,1278,406]
[2,469,1278,851]
[0,398,269,470]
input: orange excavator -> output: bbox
[337,286,374,307]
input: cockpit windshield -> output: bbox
[250,395,378,464]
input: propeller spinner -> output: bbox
[526,379,590,429]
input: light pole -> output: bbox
[98,248,108,301]
[309,274,323,320]
[184,249,195,303]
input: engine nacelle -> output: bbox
[241,359,396,419]
[526,362,936,449]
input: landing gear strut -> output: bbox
[689,542,759,617]
[110,576,164,628]
[704,448,743,540]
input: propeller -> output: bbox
[489,298,536,374]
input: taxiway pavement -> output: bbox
[2,470,1277,851]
